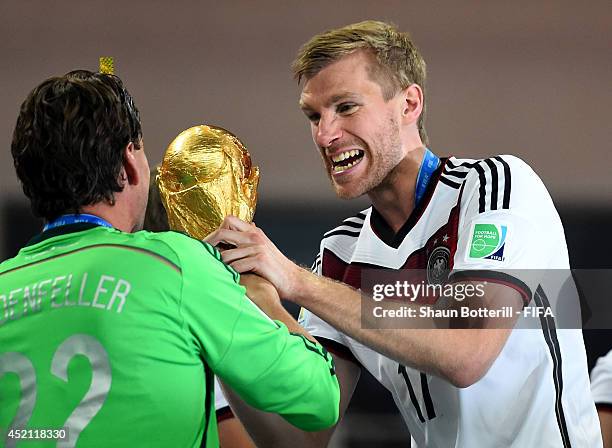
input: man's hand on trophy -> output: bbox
[205,216,301,299]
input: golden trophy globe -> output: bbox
[157,125,259,240]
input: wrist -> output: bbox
[282,264,313,305]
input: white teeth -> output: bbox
[333,160,358,173]
[331,150,361,163]
[330,149,364,173]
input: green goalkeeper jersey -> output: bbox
[0,223,339,447]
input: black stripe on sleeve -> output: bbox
[447,159,477,169]
[323,229,362,239]
[474,163,487,213]
[596,403,612,412]
[310,253,321,272]
[533,285,572,448]
[338,220,364,229]
[439,176,462,189]
[446,159,458,168]
[447,270,532,306]
[324,222,364,237]
[398,365,425,423]
[322,212,367,239]
[494,156,511,209]
[484,158,499,211]
[216,406,234,423]
[420,372,436,420]
[442,168,469,179]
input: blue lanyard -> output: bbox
[415,148,440,207]
[43,214,113,231]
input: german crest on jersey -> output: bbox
[427,246,450,284]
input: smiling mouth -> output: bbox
[330,149,365,173]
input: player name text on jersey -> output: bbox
[0,272,131,324]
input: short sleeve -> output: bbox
[449,156,567,305]
[298,251,358,364]
[592,350,612,406]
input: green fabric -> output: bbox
[0,226,339,447]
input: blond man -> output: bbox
[209,21,601,447]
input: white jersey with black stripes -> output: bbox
[300,155,601,447]
[592,350,612,407]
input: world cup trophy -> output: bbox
[156,125,259,240]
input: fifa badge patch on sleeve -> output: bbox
[467,223,508,261]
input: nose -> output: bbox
[314,113,342,149]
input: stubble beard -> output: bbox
[329,117,404,200]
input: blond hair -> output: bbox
[293,20,428,145]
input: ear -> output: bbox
[400,83,424,126]
[121,142,141,187]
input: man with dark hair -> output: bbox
[12,70,145,224]
[0,70,340,447]
[207,21,602,447]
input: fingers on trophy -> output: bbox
[157,125,260,240]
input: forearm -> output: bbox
[220,353,360,448]
[221,384,332,448]
[217,416,257,448]
[599,408,612,448]
[293,269,452,379]
[290,266,514,387]
[240,273,316,343]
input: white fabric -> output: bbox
[214,376,229,411]
[592,350,612,405]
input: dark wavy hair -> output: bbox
[11,70,142,221]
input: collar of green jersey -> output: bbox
[25,222,104,247]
